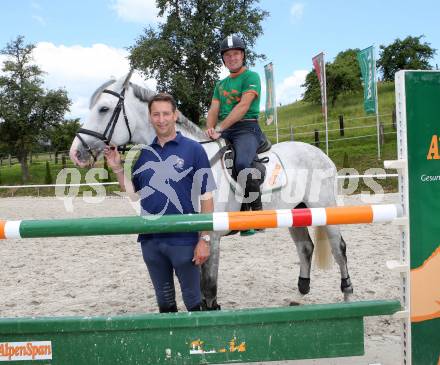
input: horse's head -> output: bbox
[69,72,156,167]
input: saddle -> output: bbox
[219,135,287,195]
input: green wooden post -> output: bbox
[396,70,440,365]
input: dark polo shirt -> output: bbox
[132,132,216,245]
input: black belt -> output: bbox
[240,118,258,122]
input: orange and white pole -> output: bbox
[0,204,401,240]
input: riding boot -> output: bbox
[188,304,202,312]
[245,178,262,210]
[250,187,263,211]
[159,304,178,313]
[248,180,265,232]
[240,179,258,236]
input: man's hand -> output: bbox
[205,128,221,140]
[193,239,210,266]
[104,145,123,171]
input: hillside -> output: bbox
[261,82,398,191]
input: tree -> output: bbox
[129,0,268,124]
[0,36,70,182]
[302,49,362,106]
[47,118,81,161]
[326,49,362,106]
[301,70,321,105]
[44,161,53,184]
[378,35,437,81]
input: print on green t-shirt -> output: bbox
[213,68,261,122]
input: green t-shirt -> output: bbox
[212,68,261,122]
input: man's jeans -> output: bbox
[222,120,265,205]
[221,120,264,177]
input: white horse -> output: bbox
[69,73,353,309]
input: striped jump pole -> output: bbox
[0,204,401,240]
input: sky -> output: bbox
[1,0,439,121]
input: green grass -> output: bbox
[0,159,121,197]
[261,81,398,192]
[0,82,399,195]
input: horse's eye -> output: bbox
[99,106,109,113]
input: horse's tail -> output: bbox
[313,226,333,270]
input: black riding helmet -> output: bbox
[220,35,246,64]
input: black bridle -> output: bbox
[76,72,133,162]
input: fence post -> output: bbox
[339,115,344,136]
[290,123,294,141]
[379,122,385,145]
[8,154,11,167]
[314,129,320,147]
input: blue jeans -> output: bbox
[140,239,200,311]
[221,120,265,175]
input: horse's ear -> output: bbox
[89,79,116,109]
[122,69,134,89]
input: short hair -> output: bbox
[148,93,177,113]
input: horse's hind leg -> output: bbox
[289,227,314,296]
[200,234,221,310]
[325,226,353,301]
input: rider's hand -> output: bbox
[104,145,123,171]
[205,128,221,140]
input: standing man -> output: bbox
[205,34,264,213]
[105,93,216,313]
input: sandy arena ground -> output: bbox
[0,194,403,364]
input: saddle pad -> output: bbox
[221,150,287,194]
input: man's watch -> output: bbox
[200,234,211,243]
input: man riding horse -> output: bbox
[205,35,265,221]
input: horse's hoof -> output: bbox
[298,277,310,295]
[340,277,353,292]
[343,292,352,302]
[201,299,221,311]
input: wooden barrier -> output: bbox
[0,300,400,364]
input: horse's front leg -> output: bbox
[200,233,221,310]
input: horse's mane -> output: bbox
[130,82,156,103]
[89,77,207,141]
[130,82,207,141]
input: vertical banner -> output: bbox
[358,46,381,159]
[312,52,328,154]
[264,63,275,125]
[264,62,279,143]
[357,46,377,114]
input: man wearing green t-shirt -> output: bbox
[205,34,265,213]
